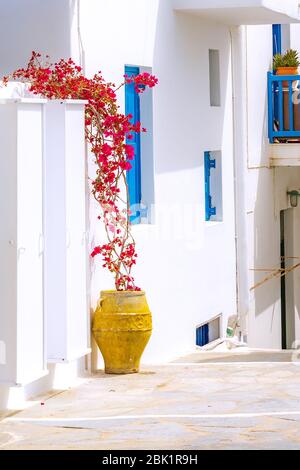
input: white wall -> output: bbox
[0,0,81,76]
[0,1,86,411]
[0,1,238,399]
[1,2,300,414]
[80,1,237,363]
[245,24,300,348]
[4,0,298,382]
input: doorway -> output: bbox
[280,209,295,350]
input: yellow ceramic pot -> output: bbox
[92,290,152,374]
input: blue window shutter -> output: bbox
[204,151,216,221]
[272,25,282,123]
[273,24,282,57]
[125,66,141,225]
[196,324,209,347]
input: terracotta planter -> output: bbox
[276,67,298,87]
[92,290,152,374]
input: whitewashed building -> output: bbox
[1,0,300,410]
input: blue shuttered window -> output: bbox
[196,324,209,347]
[125,66,142,225]
[204,151,216,221]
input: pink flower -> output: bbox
[101,143,113,156]
[120,161,132,171]
[91,246,101,258]
[9,51,158,292]
[125,144,135,160]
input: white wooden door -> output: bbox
[65,103,88,360]
[16,103,45,384]
[0,100,46,386]
[44,101,68,361]
[0,103,18,383]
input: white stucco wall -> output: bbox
[173,0,300,25]
[0,3,239,410]
[79,1,237,363]
[3,0,300,412]
[245,24,300,348]
[0,0,82,76]
[0,0,84,411]
[0,0,237,371]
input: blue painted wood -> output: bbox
[272,26,282,123]
[289,81,294,131]
[278,82,284,131]
[125,65,141,225]
[268,72,274,142]
[279,81,283,131]
[272,24,282,57]
[274,130,300,137]
[269,75,300,81]
[196,324,209,347]
[203,324,209,345]
[204,151,216,221]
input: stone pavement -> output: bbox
[1,351,300,449]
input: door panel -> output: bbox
[17,104,44,383]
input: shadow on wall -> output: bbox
[252,85,282,347]
[153,1,231,175]
[252,90,300,347]
[0,0,76,76]
[135,0,237,361]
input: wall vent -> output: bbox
[209,49,221,107]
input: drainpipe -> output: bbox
[76,0,91,372]
[77,0,86,73]
[230,26,249,341]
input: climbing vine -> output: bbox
[3,52,157,290]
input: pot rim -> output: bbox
[100,289,146,296]
[276,66,299,75]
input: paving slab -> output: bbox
[1,356,300,449]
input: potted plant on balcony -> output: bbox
[273,49,300,133]
[2,52,158,374]
[273,49,300,80]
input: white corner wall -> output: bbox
[80,1,237,363]
[245,24,300,348]
[0,0,238,387]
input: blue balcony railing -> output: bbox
[268,72,300,143]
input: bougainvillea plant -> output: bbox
[3,52,157,290]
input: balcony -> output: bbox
[172,0,300,25]
[268,72,300,166]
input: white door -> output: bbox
[65,104,88,359]
[17,103,44,384]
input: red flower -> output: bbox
[91,246,101,258]
[6,51,158,292]
[125,144,135,160]
[120,161,132,171]
[101,143,113,156]
[105,172,115,183]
